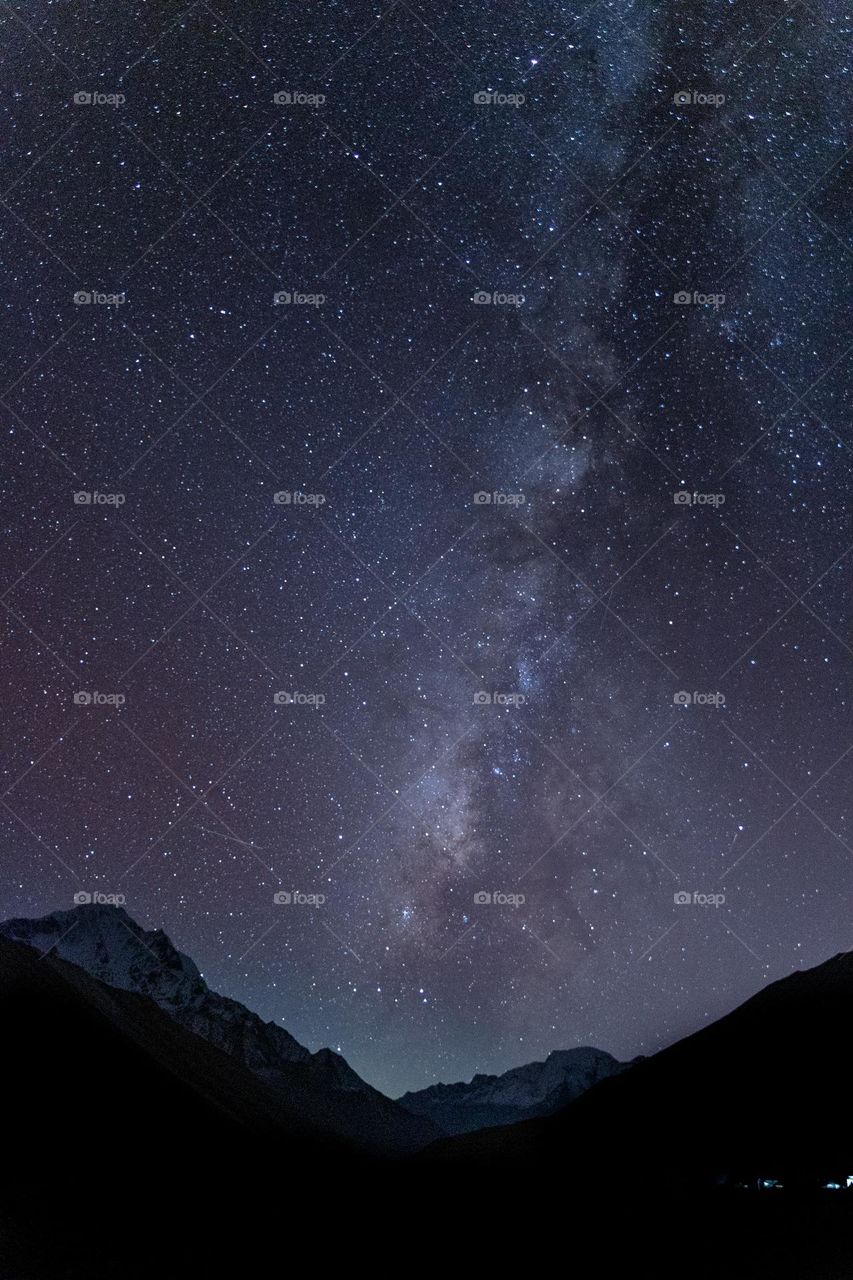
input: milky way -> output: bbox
[0,0,850,1095]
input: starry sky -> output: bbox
[0,0,851,1097]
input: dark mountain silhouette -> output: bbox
[3,920,853,1277]
[0,905,437,1154]
[399,1045,635,1134]
[0,929,378,1278]
[421,949,853,1193]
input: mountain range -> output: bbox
[0,904,438,1154]
[398,1045,635,1134]
[3,904,853,1279]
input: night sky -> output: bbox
[0,0,851,1097]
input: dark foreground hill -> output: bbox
[0,904,436,1153]
[422,949,853,1192]
[4,922,853,1279]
